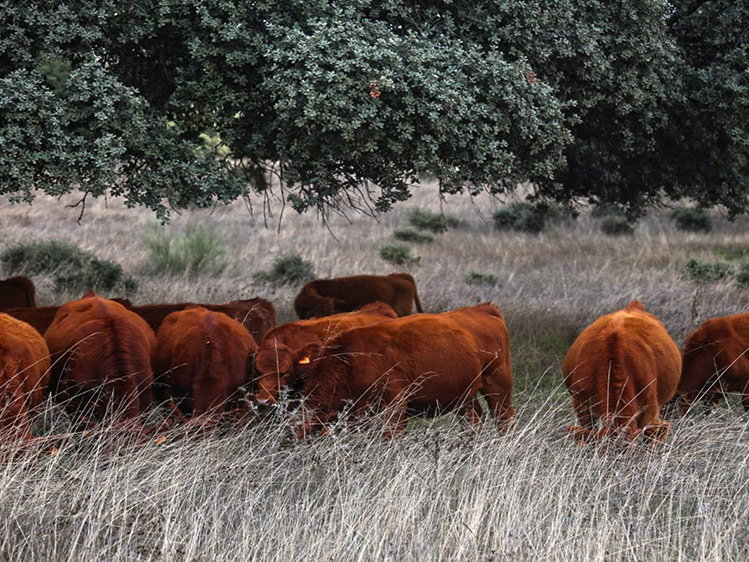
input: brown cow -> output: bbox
[0,313,50,441]
[294,273,423,319]
[563,300,681,444]
[677,312,749,413]
[299,303,514,436]
[154,307,257,419]
[44,292,156,426]
[254,302,398,405]
[114,298,275,342]
[0,276,36,310]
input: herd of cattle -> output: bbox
[0,272,747,447]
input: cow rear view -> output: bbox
[563,300,680,444]
[44,292,156,427]
[154,307,257,419]
[0,313,50,441]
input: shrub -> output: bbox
[493,202,546,234]
[142,223,228,276]
[393,228,434,243]
[254,254,316,285]
[465,269,499,286]
[671,207,712,232]
[600,216,635,236]
[408,209,460,233]
[0,240,137,294]
[736,263,749,287]
[380,243,420,265]
[681,258,733,283]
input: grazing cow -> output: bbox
[114,298,275,342]
[0,276,36,310]
[563,300,681,444]
[299,303,514,436]
[254,302,398,405]
[154,307,257,418]
[677,312,749,413]
[294,273,423,319]
[0,313,50,441]
[44,292,156,426]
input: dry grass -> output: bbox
[1,185,749,561]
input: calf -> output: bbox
[563,300,681,444]
[294,273,423,318]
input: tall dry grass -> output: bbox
[1,185,749,560]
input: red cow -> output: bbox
[677,312,749,413]
[0,313,50,441]
[299,303,514,436]
[114,298,275,342]
[294,273,423,319]
[254,302,398,405]
[0,276,36,310]
[154,307,257,419]
[563,300,681,444]
[44,292,156,426]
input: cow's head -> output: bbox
[253,341,321,405]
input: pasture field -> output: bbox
[1,187,748,561]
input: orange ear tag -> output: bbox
[298,356,311,365]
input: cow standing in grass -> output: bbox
[563,300,681,444]
[0,313,50,441]
[154,306,257,421]
[677,312,749,413]
[44,292,156,427]
[294,273,423,318]
[298,303,514,436]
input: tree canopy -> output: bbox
[0,0,746,221]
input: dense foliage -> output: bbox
[0,1,746,220]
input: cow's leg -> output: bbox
[481,375,516,432]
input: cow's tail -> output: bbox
[391,273,423,313]
[596,330,639,440]
[96,317,152,419]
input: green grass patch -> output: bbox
[142,223,228,277]
[681,258,733,283]
[0,240,137,295]
[407,209,461,233]
[380,243,420,265]
[464,269,499,286]
[255,254,316,285]
[393,227,434,244]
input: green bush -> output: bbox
[254,254,316,285]
[600,216,635,236]
[393,228,434,244]
[142,223,228,276]
[380,243,420,265]
[493,202,546,234]
[465,270,500,286]
[682,259,733,283]
[671,207,712,233]
[408,210,461,233]
[0,240,137,295]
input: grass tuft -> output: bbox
[255,254,316,285]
